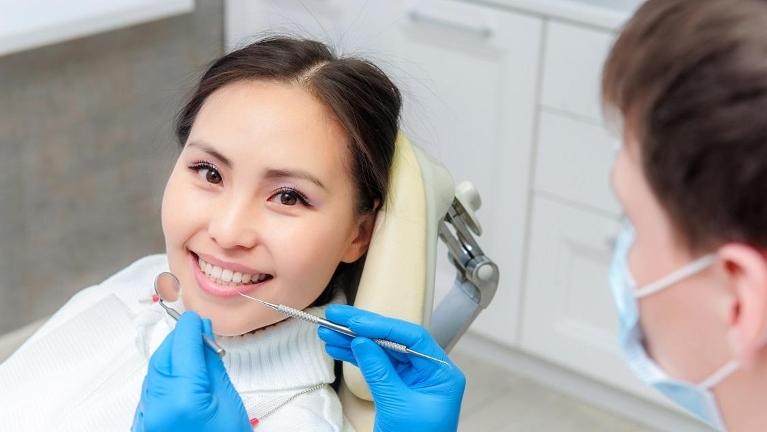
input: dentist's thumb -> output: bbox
[350,337,405,397]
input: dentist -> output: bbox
[134,0,767,431]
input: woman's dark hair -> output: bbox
[175,36,402,304]
[602,0,767,252]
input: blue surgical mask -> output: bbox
[609,223,737,431]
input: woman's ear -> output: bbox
[720,243,767,368]
[340,211,378,263]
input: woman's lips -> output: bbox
[189,251,271,298]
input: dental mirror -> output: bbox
[154,272,226,356]
[155,271,181,303]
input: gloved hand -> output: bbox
[132,311,251,432]
[319,305,465,432]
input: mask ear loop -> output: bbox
[635,255,718,298]
[631,253,738,389]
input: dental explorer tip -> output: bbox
[238,292,279,309]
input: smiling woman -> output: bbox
[163,66,395,337]
[0,36,401,431]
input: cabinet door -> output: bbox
[383,0,541,347]
[520,19,668,402]
[534,111,620,214]
[540,21,615,122]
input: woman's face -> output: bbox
[161,80,373,336]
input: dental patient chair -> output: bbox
[340,133,499,430]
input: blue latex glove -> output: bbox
[132,311,251,432]
[319,305,465,432]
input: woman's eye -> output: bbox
[279,191,298,206]
[271,188,309,207]
[191,164,222,185]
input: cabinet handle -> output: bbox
[407,10,493,39]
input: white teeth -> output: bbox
[221,269,233,282]
[211,266,222,279]
[196,255,268,286]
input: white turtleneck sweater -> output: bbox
[0,254,353,431]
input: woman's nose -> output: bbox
[207,197,260,250]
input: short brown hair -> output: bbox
[603,0,767,251]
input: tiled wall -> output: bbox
[0,1,224,334]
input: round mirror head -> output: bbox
[154,272,180,302]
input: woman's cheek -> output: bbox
[162,171,189,225]
[275,249,332,305]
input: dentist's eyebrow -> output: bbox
[264,168,326,190]
[187,141,232,168]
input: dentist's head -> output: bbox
[603,0,767,430]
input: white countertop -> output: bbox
[0,0,194,57]
[472,0,641,31]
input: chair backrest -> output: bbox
[340,132,454,429]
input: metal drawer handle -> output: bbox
[407,10,493,39]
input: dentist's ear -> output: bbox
[720,244,767,368]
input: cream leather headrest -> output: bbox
[342,132,453,400]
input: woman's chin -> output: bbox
[174,278,289,336]
[205,310,285,336]
[213,324,250,337]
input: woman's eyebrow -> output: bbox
[265,168,326,190]
[188,141,326,189]
[187,141,232,168]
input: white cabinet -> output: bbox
[522,196,620,375]
[520,19,690,414]
[540,21,615,122]
[383,1,541,348]
[534,111,620,214]
[523,18,629,389]
[520,197,672,406]
[226,0,542,347]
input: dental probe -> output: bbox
[238,292,450,366]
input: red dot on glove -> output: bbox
[250,417,260,427]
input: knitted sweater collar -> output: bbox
[134,298,338,393]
